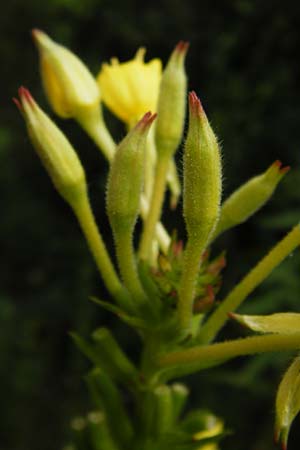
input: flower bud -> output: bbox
[229,312,300,334]
[275,356,300,450]
[155,41,188,158]
[107,112,157,234]
[14,87,86,207]
[183,92,222,242]
[213,161,290,239]
[32,29,100,120]
[178,92,222,333]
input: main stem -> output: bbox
[197,225,300,344]
[139,156,170,261]
[159,333,300,368]
[72,193,130,309]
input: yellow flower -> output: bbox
[97,48,162,124]
[32,29,100,120]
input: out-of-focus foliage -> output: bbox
[1,1,300,450]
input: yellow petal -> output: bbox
[97,51,162,123]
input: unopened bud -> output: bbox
[178,92,222,333]
[275,356,300,450]
[32,29,100,120]
[107,112,157,234]
[14,87,86,207]
[183,92,222,242]
[213,161,290,239]
[155,41,188,158]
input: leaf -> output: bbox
[230,312,300,334]
[89,297,149,330]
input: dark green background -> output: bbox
[2,1,300,449]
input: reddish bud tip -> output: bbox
[207,254,226,274]
[136,112,157,132]
[12,97,22,111]
[18,86,34,105]
[31,28,43,42]
[272,160,291,174]
[175,40,190,55]
[189,91,204,117]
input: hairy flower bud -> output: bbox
[14,87,86,207]
[213,161,290,239]
[183,92,222,242]
[106,112,157,234]
[32,29,100,120]
[178,92,222,333]
[155,41,188,158]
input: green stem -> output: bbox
[76,105,115,161]
[158,333,300,368]
[114,229,148,305]
[72,192,130,309]
[177,238,206,334]
[197,224,300,344]
[140,197,170,254]
[139,156,170,261]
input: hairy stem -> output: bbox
[159,333,300,368]
[72,193,130,309]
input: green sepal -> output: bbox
[90,297,149,331]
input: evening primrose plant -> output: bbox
[15,30,300,450]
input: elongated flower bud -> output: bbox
[107,113,156,304]
[183,92,222,241]
[178,92,222,333]
[275,356,300,450]
[155,41,188,158]
[213,161,289,239]
[14,87,86,207]
[32,29,100,120]
[107,112,157,234]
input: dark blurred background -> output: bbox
[2,1,300,449]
